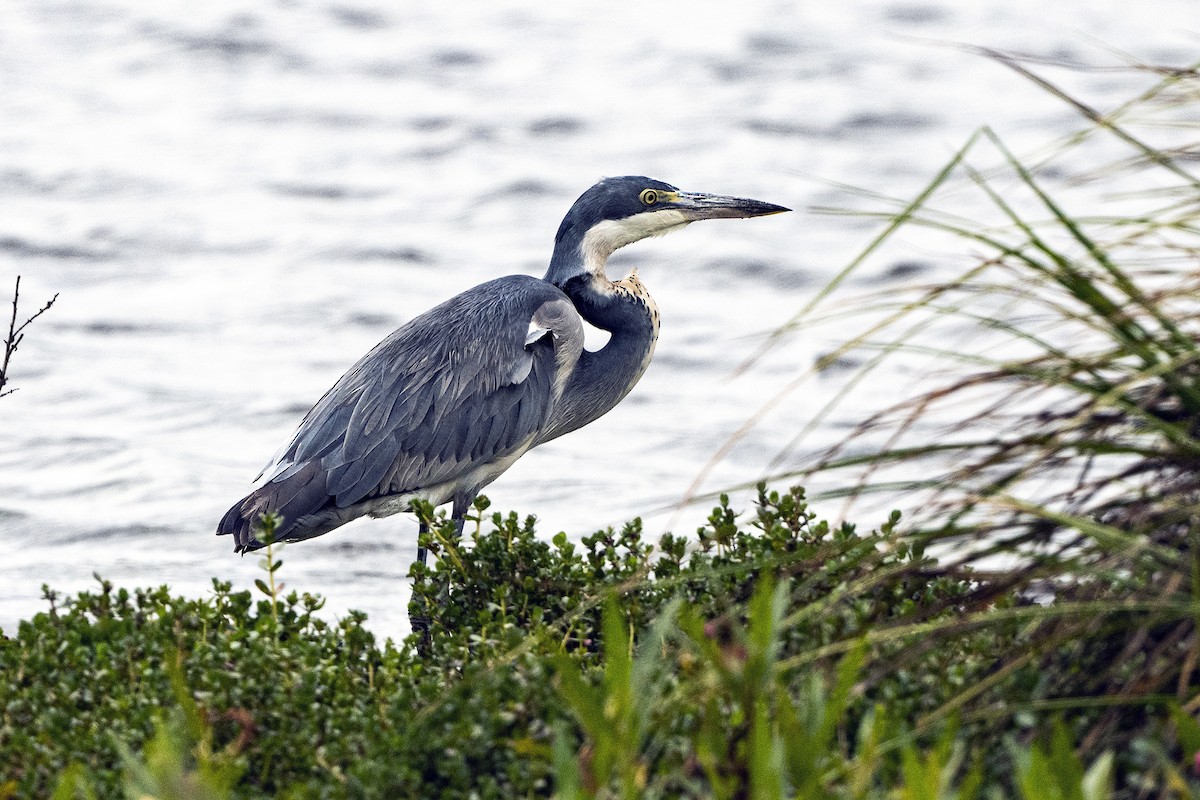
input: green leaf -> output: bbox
[49,765,97,800]
[820,638,867,747]
[1080,752,1112,800]
[749,696,784,800]
[551,722,585,800]
[1171,704,1200,759]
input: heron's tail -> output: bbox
[216,462,331,553]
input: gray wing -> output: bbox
[222,275,582,547]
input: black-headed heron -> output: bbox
[217,175,788,633]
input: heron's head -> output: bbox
[545,175,789,286]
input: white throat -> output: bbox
[579,210,691,276]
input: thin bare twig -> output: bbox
[0,276,58,398]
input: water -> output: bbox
[2,0,1195,639]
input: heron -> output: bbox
[217,176,787,625]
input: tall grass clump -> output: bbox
[743,52,1200,762]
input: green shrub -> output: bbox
[2,487,1195,798]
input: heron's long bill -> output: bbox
[672,191,791,220]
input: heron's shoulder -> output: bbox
[362,277,571,362]
[469,275,569,305]
[427,275,571,324]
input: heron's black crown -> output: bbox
[556,175,679,234]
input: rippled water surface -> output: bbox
[2,0,1195,637]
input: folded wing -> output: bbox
[218,275,583,551]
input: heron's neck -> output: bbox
[536,270,660,444]
[562,271,658,335]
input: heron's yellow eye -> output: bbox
[639,188,659,206]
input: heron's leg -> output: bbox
[416,532,428,569]
[409,496,474,655]
[450,493,473,537]
[409,519,432,652]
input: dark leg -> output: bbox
[409,519,432,653]
[450,493,473,538]
[408,496,474,656]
